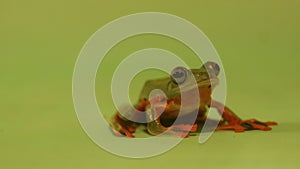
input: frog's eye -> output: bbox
[171,67,188,84]
[204,62,220,76]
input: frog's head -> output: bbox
[169,62,220,93]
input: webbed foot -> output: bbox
[109,114,136,138]
[216,119,277,132]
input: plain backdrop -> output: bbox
[1,1,299,169]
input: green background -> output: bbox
[1,0,300,169]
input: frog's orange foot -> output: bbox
[171,123,198,132]
[164,129,190,138]
[166,124,198,137]
[109,115,136,138]
[216,119,278,132]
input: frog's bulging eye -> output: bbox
[204,62,220,76]
[171,67,188,84]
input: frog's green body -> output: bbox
[110,62,277,137]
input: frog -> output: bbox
[109,62,277,138]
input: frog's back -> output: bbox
[139,77,171,99]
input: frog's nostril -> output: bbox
[200,73,208,80]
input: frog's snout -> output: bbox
[203,61,220,77]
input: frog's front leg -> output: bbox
[146,97,194,137]
[145,107,168,136]
[146,108,193,138]
[210,100,277,132]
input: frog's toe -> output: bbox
[109,115,135,138]
[167,130,190,138]
[170,124,198,132]
[110,122,135,138]
[251,119,278,126]
[216,119,277,132]
[242,119,277,130]
[266,121,278,126]
[216,124,246,132]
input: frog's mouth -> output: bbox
[171,78,219,93]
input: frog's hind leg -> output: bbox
[210,100,277,132]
